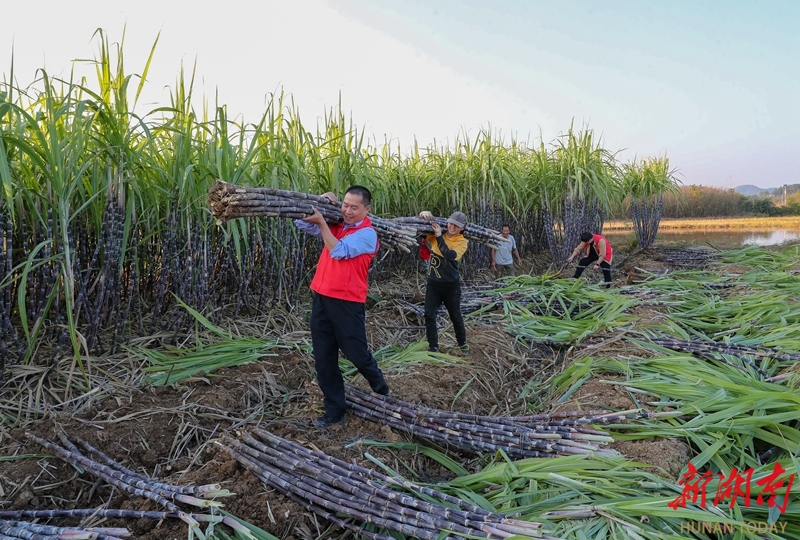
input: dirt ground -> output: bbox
[0,255,694,540]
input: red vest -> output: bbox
[584,233,613,263]
[310,218,378,303]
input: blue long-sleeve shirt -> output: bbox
[295,219,378,259]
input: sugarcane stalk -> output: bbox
[0,520,128,540]
[648,337,769,376]
[1,522,130,539]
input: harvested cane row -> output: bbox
[652,247,720,268]
[217,428,559,540]
[344,385,662,459]
[24,432,235,540]
[646,336,800,377]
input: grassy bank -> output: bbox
[605,215,800,231]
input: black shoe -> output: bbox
[458,343,470,353]
[314,414,346,428]
[374,383,391,396]
[428,346,438,353]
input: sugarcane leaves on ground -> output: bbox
[136,336,294,386]
[338,341,464,380]
[131,295,302,386]
[720,244,800,272]
[462,276,636,345]
[501,296,635,345]
[213,510,280,540]
[354,440,470,476]
[440,454,773,539]
[561,354,800,469]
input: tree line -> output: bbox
[612,185,800,219]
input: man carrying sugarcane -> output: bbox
[491,225,522,277]
[568,232,613,286]
[295,186,390,428]
[419,210,469,353]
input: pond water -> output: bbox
[603,228,800,249]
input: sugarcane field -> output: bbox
[2,35,800,540]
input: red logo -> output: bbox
[669,462,793,513]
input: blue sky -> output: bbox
[4,0,799,188]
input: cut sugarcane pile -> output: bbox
[0,520,130,539]
[218,428,560,540]
[208,179,419,252]
[25,432,235,540]
[652,246,720,268]
[391,216,509,249]
[345,385,663,458]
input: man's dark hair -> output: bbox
[580,232,594,243]
[502,224,510,229]
[346,185,372,206]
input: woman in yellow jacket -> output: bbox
[419,210,469,353]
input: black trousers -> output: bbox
[424,280,466,349]
[311,293,387,418]
[573,250,612,283]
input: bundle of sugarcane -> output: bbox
[26,432,234,540]
[390,216,509,249]
[207,179,418,252]
[345,385,668,459]
[217,428,559,540]
[646,336,800,374]
[0,520,130,539]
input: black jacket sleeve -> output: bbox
[436,235,458,261]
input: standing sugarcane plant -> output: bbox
[623,155,680,248]
[541,124,620,266]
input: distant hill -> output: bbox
[734,184,774,196]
